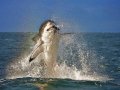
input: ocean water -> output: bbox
[0,32,120,90]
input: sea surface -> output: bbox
[0,32,120,90]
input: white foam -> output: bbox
[6,32,110,81]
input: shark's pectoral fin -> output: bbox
[29,45,44,63]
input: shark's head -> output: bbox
[39,20,60,39]
[32,20,60,43]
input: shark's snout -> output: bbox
[53,25,60,31]
[53,26,60,34]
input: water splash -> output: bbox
[6,33,109,81]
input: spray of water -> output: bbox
[6,32,109,81]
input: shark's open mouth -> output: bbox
[53,25,60,31]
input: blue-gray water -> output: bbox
[0,32,120,90]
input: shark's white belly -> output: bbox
[43,35,59,64]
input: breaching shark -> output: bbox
[29,20,60,76]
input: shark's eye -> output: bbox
[52,26,55,28]
[47,29,50,31]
